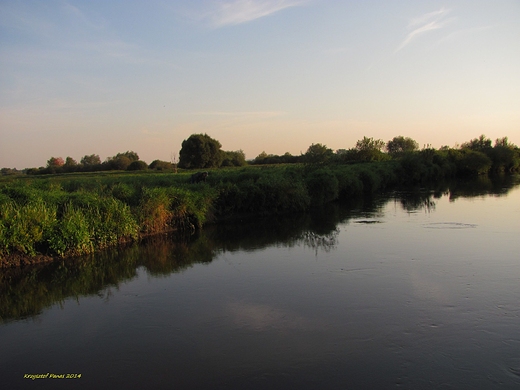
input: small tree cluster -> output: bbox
[221,150,247,167]
[386,136,419,156]
[178,134,247,169]
[252,152,300,165]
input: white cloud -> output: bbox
[408,7,448,28]
[202,0,307,27]
[396,7,452,53]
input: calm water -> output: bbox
[1,176,520,389]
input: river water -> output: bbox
[1,176,520,389]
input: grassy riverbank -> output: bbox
[1,152,518,266]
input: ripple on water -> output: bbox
[354,220,383,224]
[422,222,477,229]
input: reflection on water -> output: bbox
[1,175,519,389]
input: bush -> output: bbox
[137,188,173,234]
[334,167,363,199]
[48,204,93,256]
[89,197,138,248]
[127,161,148,171]
[149,160,174,171]
[449,149,492,175]
[0,199,56,255]
[488,146,520,172]
[306,169,339,205]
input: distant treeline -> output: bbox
[1,145,519,266]
[1,133,519,265]
[252,135,520,174]
[2,134,519,176]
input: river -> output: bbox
[1,175,520,389]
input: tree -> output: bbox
[495,137,516,149]
[253,151,269,164]
[356,137,385,152]
[178,133,223,169]
[352,137,387,161]
[47,157,64,168]
[127,160,148,171]
[80,154,101,166]
[104,151,140,171]
[386,136,419,155]
[115,151,139,162]
[304,143,333,164]
[64,157,77,167]
[488,137,520,172]
[105,155,132,170]
[62,157,79,173]
[1,167,21,175]
[461,135,492,151]
[450,149,492,175]
[221,150,247,167]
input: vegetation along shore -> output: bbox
[1,134,519,267]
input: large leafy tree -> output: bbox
[356,136,385,152]
[304,143,333,164]
[104,151,140,170]
[386,136,419,155]
[353,137,387,161]
[179,133,223,169]
[47,157,64,167]
[461,135,492,151]
[64,157,77,167]
[80,154,101,166]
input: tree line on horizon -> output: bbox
[1,133,519,176]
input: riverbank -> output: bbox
[1,156,519,267]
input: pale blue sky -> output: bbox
[1,0,519,169]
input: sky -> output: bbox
[1,0,519,169]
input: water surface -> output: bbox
[1,176,520,389]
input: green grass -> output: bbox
[1,156,514,263]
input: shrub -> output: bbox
[111,183,137,205]
[85,197,138,248]
[137,188,173,234]
[334,167,363,199]
[149,160,174,170]
[306,169,339,205]
[355,166,381,194]
[488,146,520,172]
[48,204,93,256]
[127,160,148,171]
[0,200,56,255]
[449,149,492,175]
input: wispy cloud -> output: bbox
[408,7,448,28]
[435,25,493,46]
[395,7,452,53]
[201,0,307,27]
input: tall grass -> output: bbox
[1,156,513,263]
[0,199,56,256]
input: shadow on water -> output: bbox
[1,174,519,323]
